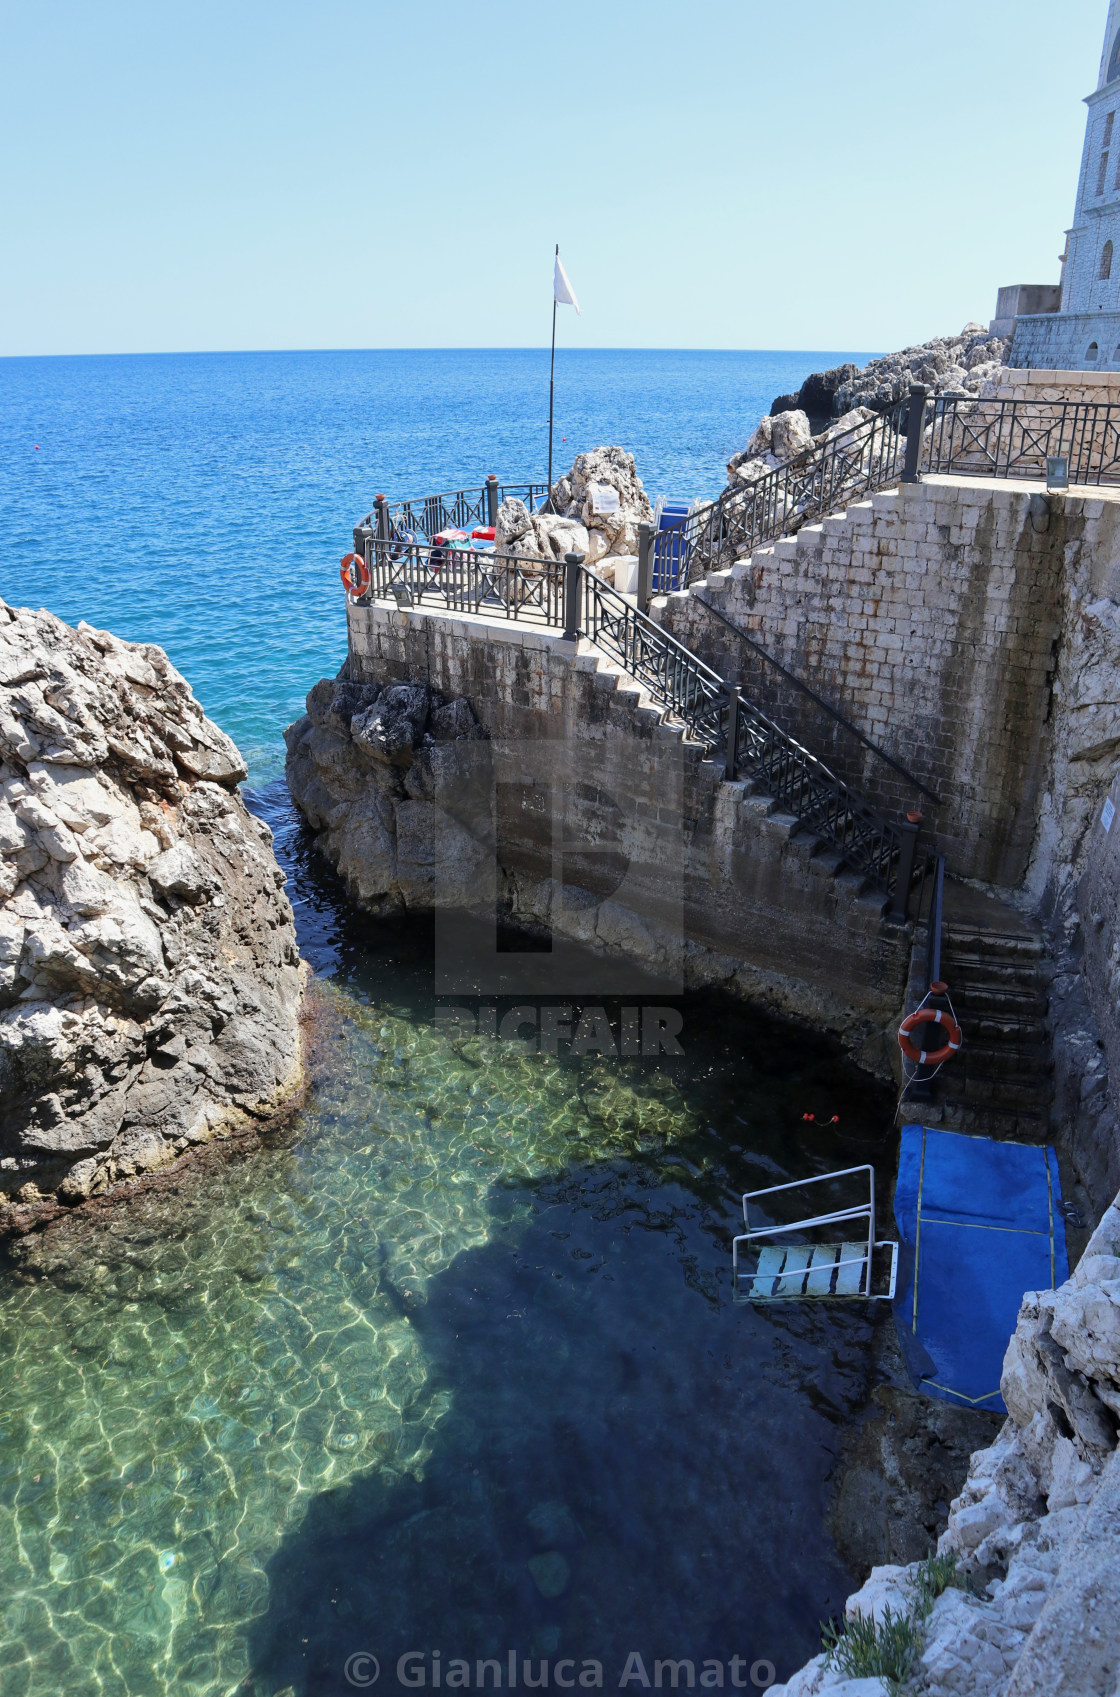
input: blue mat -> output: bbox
[893,1126,1068,1412]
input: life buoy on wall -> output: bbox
[340,553,371,597]
[898,1003,963,1066]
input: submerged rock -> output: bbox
[0,601,305,1216]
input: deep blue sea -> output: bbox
[0,348,872,783]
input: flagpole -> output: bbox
[547,243,558,508]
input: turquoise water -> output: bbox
[0,348,872,783]
[0,349,888,1694]
[0,786,896,1696]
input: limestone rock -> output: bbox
[550,446,653,562]
[773,1177,1120,1697]
[830,328,1013,416]
[0,600,304,1214]
[286,669,493,918]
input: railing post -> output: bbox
[888,816,921,921]
[486,474,499,527]
[562,550,584,643]
[725,685,740,780]
[637,522,653,611]
[372,493,391,597]
[901,385,929,484]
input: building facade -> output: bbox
[1007,1,1120,369]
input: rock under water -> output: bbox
[0,600,305,1217]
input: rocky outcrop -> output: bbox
[768,328,1013,429]
[548,445,653,566]
[769,1194,1120,1696]
[285,672,493,913]
[725,406,877,492]
[0,601,304,1215]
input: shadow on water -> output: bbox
[245,784,897,1695]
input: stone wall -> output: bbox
[992,366,1120,402]
[1009,311,1120,371]
[655,478,1120,888]
[307,602,914,1064]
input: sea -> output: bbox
[0,348,874,784]
[0,348,894,1697]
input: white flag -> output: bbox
[554,255,581,315]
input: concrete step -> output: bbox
[948,1072,1053,1109]
[949,983,1049,1017]
[923,1098,1049,1139]
[942,926,1044,960]
[957,1042,1053,1079]
[965,1014,1050,1044]
[941,956,1051,990]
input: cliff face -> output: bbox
[0,601,304,1216]
[768,1193,1120,1697]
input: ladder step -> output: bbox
[774,1244,812,1297]
[805,1243,839,1296]
[835,1242,868,1296]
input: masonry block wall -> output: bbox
[655,477,1120,886]
[343,601,911,1061]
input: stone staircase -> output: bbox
[901,892,1055,1140]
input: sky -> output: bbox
[0,0,1108,355]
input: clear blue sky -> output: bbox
[0,0,1106,355]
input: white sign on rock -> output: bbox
[1103,797,1116,833]
[589,482,620,516]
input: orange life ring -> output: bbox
[898,1005,963,1066]
[340,552,371,597]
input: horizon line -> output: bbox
[0,344,882,363]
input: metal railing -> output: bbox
[732,1167,898,1303]
[653,398,911,591]
[923,854,946,988]
[924,393,1120,484]
[359,479,551,547]
[367,534,566,625]
[355,532,932,911]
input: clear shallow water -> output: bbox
[0,348,873,784]
[0,785,895,1697]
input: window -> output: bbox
[1098,151,1111,195]
[1109,34,1120,84]
[1102,241,1114,280]
[1087,342,1101,361]
[1113,345,1120,362]
[1106,112,1116,147]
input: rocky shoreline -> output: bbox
[772,1191,1120,1696]
[0,601,306,1222]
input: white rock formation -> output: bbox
[768,1196,1120,1696]
[549,445,654,567]
[831,327,1014,416]
[0,602,304,1213]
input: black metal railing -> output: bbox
[355,533,927,910]
[359,479,551,547]
[923,854,946,988]
[923,394,1120,484]
[367,535,566,626]
[689,587,941,807]
[652,399,910,591]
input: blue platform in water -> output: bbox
[893,1125,1068,1412]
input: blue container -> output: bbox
[653,501,692,592]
